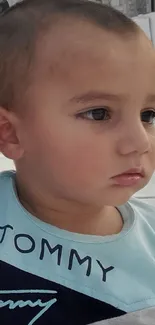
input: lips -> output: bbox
[112,167,145,186]
[114,167,145,178]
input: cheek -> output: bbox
[43,131,112,187]
[149,135,155,167]
[24,117,113,188]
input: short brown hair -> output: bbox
[0,0,139,110]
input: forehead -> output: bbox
[33,18,155,99]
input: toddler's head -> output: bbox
[0,0,155,209]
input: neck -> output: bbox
[15,173,124,236]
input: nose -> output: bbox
[117,120,151,156]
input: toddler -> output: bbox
[0,0,155,324]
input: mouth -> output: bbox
[117,167,145,177]
[112,167,145,187]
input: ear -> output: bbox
[0,107,24,160]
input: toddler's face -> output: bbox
[17,20,155,206]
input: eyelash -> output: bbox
[77,107,155,125]
[141,110,155,124]
[77,108,110,122]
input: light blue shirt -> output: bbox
[0,170,155,324]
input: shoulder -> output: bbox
[128,197,155,228]
[0,170,15,186]
[0,170,15,207]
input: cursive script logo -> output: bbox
[0,289,57,325]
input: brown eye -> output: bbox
[141,110,155,125]
[80,108,110,121]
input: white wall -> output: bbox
[0,154,15,171]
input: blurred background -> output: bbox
[94,0,153,17]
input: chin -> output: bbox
[106,181,149,206]
[95,187,139,207]
[111,195,134,206]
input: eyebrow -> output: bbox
[69,91,155,104]
[69,91,122,104]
